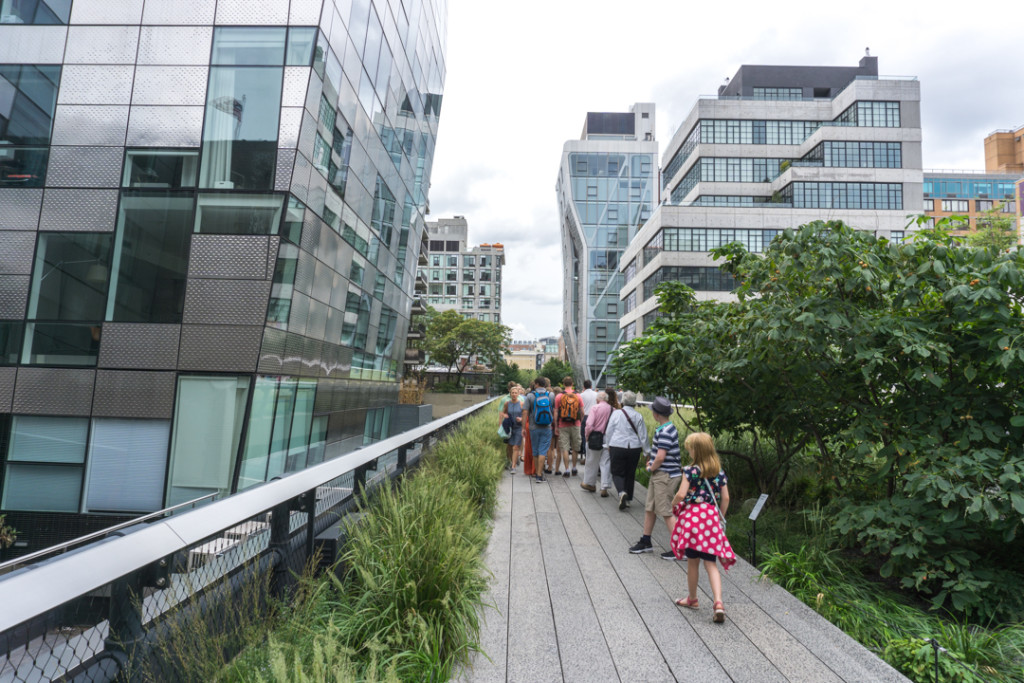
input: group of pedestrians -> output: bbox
[500,380,737,623]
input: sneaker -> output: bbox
[562,471,570,478]
[618,492,628,510]
[600,489,609,497]
[660,550,677,561]
[629,538,653,554]
[580,483,596,492]
[571,468,578,476]
[535,475,545,483]
[544,468,552,474]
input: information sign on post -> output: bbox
[748,494,769,567]
[748,493,769,521]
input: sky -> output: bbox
[427,0,1023,341]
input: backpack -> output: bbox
[533,391,553,426]
[558,392,581,422]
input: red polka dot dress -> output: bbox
[670,466,736,570]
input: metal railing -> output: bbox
[0,399,494,682]
[0,494,217,576]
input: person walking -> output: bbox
[518,384,535,476]
[579,380,597,465]
[554,376,583,477]
[604,390,646,510]
[581,390,613,496]
[524,377,555,483]
[501,386,525,473]
[499,381,518,471]
[671,431,736,623]
[629,396,683,559]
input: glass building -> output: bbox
[0,0,446,555]
[556,104,657,386]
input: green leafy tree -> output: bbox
[538,358,574,386]
[965,207,1018,251]
[423,309,511,388]
[614,218,1024,620]
[494,359,522,391]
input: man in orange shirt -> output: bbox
[554,376,583,476]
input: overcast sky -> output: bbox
[427,0,1022,341]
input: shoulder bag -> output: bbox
[621,408,641,447]
[702,478,727,529]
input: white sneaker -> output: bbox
[618,492,628,510]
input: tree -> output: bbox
[423,309,511,388]
[538,358,574,386]
[965,207,1018,251]
[613,218,1024,620]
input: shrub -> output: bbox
[225,404,505,682]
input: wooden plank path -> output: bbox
[457,471,911,683]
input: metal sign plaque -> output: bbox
[748,494,769,521]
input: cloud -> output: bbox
[427,0,1024,340]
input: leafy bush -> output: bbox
[613,220,1024,620]
[760,544,1024,682]
[225,404,505,682]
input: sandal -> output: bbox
[675,596,699,609]
[713,601,725,623]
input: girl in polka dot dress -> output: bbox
[670,432,735,623]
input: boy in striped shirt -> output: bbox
[628,397,682,559]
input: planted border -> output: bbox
[222,404,505,682]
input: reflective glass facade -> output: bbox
[0,0,447,554]
[558,104,656,385]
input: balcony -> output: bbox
[411,297,427,315]
[404,347,425,364]
[406,324,425,341]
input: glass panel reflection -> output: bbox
[194,192,284,234]
[0,146,47,187]
[107,191,194,323]
[200,66,283,190]
[211,27,286,66]
[123,149,198,188]
[0,0,67,24]
[27,232,113,321]
[286,27,317,66]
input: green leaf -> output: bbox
[1010,416,1024,427]
[964,365,976,382]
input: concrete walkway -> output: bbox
[458,471,910,683]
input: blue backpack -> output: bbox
[533,391,553,426]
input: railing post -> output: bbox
[104,569,145,680]
[397,444,408,473]
[268,500,292,597]
[296,489,317,567]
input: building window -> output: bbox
[595,326,607,338]
[167,376,250,505]
[445,284,456,295]
[24,232,113,366]
[976,200,993,211]
[941,199,969,213]
[194,193,285,234]
[0,64,61,187]
[123,150,198,188]
[85,419,170,513]
[784,182,903,210]
[1001,201,1017,214]
[0,0,69,23]
[2,416,88,512]
[429,240,444,251]
[107,192,194,323]
[752,87,802,100]
[923,199,934,211]
[644,266,737,298]
[607,302,617,315]
[446,241,459,252]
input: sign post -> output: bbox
[748,494,769,566]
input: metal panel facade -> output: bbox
[0,0,448,546]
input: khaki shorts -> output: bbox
[557,425,582,453]
[645,470,681,517]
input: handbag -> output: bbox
[702,478,727,529]
[587,429,604,451]
[497,423,510,440]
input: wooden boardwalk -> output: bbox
[457,471,910,683]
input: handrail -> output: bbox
[0,398,496,633]
[0,493,218,573]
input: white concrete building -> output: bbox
[619,56,922,338]
[422,216,505,323]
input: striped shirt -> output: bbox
[649,422,681,477]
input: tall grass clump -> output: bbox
[224,402,505,682]
[760,544,1024,682]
